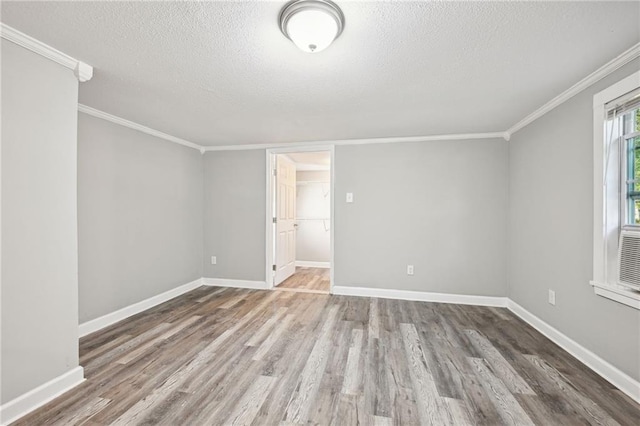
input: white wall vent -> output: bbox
[618,229,640,291]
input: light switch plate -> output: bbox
[346,192,354,203]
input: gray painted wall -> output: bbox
[78,114,203,323]
[201,140,507,295]
[335,140,508,295]
[1,40,80,403]
[508,58,640,382]
[203,150,265,281]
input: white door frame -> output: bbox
[265,145,335,293]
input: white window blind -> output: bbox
[606,87,640,117]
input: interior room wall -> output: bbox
[1,40,81,403]
[334,139,508,295]
[296,170,331,264]
[203,150,266,281]
[508,58,640,382]
[203,139,507,297]
[77,114,204,323]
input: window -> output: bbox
[592,72,640,310]
[622,108,640,226]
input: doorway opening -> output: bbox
[266,147,334,294]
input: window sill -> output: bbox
[590,281,640,310]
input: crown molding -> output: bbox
[78,104,205,152]
[0,23,93,82]
[506,42,640,138]
[202,132,507,152]
[79,105,504,154]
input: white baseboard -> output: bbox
[0,366,85,426]
[79,278,203,337]
[507,300,640,404]
[203,278,268,290]
[295,261,330,268]
[332,285,507,307]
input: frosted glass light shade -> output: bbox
[287,9,338,53]
[279,0,344,54]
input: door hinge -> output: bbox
[272,264,276,271]
[273,169,277,176]
[273,217,277,224]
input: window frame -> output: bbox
[591,71,640,310]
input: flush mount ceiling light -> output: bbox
[279,0,345,53]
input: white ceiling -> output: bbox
[2,1,639,147]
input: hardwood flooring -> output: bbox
[12,287,640,425]
[276,267,330,293]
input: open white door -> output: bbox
[274,155,296,285]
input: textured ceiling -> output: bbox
[2,1,639,146]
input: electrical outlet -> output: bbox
[346,192,354,203]
[407,265,414,275]
[211,256,217,265]
[548,289,556,306]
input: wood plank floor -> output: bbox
[12,287,640,425]
[277,267,330,293]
